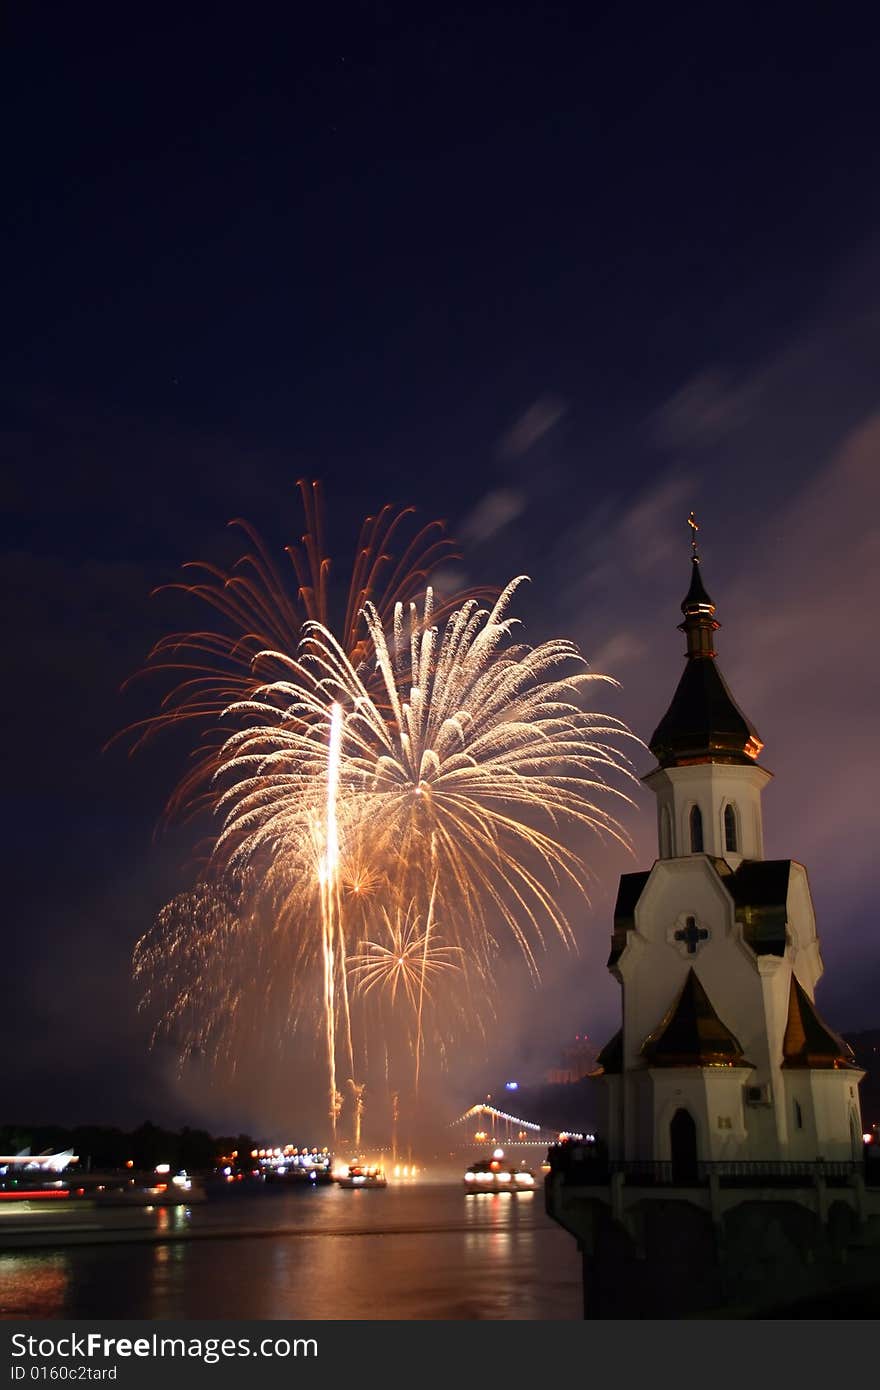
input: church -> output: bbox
[545,519,879,1317]
[598,518,864,1175]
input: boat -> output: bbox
[0,1150,83,1202]
[248,1146,334,1186]
[463,1158,536,1192]
[337,1163,387,1189]
[94,1172,207,1206]
[0,1177,83,1204]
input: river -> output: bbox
[0,1181,582,1320]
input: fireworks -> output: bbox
[347,1079,366,1151]
[133,879,255,1068]
[198,578,637,1117]
[349,898,463,1012]
[114,479,462,824]
[214,580,637,976]
[129,495,638,1143]
[349,892,467,1090]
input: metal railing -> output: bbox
[550,1154,869,1187]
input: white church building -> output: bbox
[596,526,865,1177]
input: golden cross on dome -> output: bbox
[687,511,700,559]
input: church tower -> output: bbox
[597,516,864,1173]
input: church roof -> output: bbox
[594,1028,623,1075]
[608,859,793,968]
[641,968,750,1067]
[782,976,857,1069]
[712,858,791,955]
[648,553,763,769]
[608,871,651,967]
[649,656,763,768]
[682,557,715,612]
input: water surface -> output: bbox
[1,1182,582,1320]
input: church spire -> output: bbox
[648,517,764,768]
[679,512,719,659]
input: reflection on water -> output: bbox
[0,1185,580,1321]
[0,1252,71,1318]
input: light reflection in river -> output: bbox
[0,1185,580,1320]
[0,1252,71,1318]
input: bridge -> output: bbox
[451,1102,586,1153]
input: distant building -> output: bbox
[545,1035,598,1085]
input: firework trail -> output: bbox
[348,896,461,1012]
[194,578,638,1116]
[347,1079,366,1150]
[129,498,638,1138]
[348,885,468,1092]
[318,702,345,1133]
[113,480,464,825]
[215,579,637,972]
[127,488,484,1131]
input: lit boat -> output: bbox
[95,1172,207,1206]
[337,1163,387,1189]
[260,1149,333,1186]
[0,1151,83,1201]
[0,1177,81,1203]
[463,1158,536,1192]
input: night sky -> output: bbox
[4,3,879,1136]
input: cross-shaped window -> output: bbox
[675,916,709,954]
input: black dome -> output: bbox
[649,657,763,767]
[649,551,763,768]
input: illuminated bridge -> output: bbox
[451,1103,587,1154]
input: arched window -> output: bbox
[660,806,672,858]
[724,803,738,853]
[850,1112,862,1161]
[689,805,704,854]
[670,1108,698,1182]
[794,1100,803,1130]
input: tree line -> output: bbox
[0,1121,258,1171]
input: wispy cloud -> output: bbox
[652,367,759,449]
[548,255,880,1035]
[586,630,647,675]
[497,393,567,460]
[459,487,525,545]
[725,411,880,882]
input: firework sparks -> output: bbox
[347,1079,366,1150]
[112,480,465,825]
[349,900,464,1012]
[349,890,465,1091]
[130,506,639,1138]
[132,880,252,1068]
[319,702,345,1134]
[215,579,638,976]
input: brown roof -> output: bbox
[642,968,750,1068]
[607,872,651,968]
[608,859,794,972]
[594,1028,623,1075]
[649,655,763,768]
[712,857,791,956]
[648,557,763,769]
[782,976,856,1069]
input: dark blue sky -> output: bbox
[3,2,879,1134]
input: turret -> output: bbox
[643,514,771,867]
